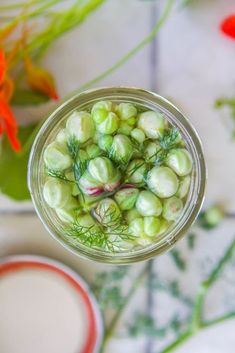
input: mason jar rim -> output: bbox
[28,86,206,264]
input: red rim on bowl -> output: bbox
[0,255,103,353]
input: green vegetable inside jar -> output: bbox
[28,87,206,264]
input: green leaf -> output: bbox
[0,124,37,200]
[11,89,50,106]
[170,249,186,271]
[187,232,196,250]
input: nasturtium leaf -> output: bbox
[11,89,50,106]
[0,124,37,200]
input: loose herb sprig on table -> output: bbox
[91,207,235,353]
[215,97,235,140]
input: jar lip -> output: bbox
[28,86,207,264]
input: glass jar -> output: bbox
[28,87,206,264]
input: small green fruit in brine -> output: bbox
[94,198,121,226]
[66,111,95,143]
[158,218,170,234]
[98,135,113,151]
[56,204,81,223]
[91,100,113,115]
[147,166,179,198]
[118,121,133,135]
[104,172,121,192]
[72,184,80,196]
[77,214,99,233]
[166,148,193,176]
[126,159,147,184]
[110,134,133,163]
[176,175,191,199]
[91,101,113,124]
[86,144,102,159]
[125,208,141,223]
[44,141,72,170]
[117,102,137,120]
[56,128,69,145]
[129,218,145,237]
[162,196,183,221]
[114,188,139,210]
[77,149,89,163]
[131,128,145,143]
[43,179,71,208]
[144,216,161,237]
[127,117,136,126]
[96,112,119,134]
[144,142,161,163]
[78,171,103,196]
[136,190,162,217]
[88,157,115,183]
[138,110,166,139]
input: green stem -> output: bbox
[160,330,192,353]
[160,311,235,353]
[202,312,235,328]
[0,0,49,11]
[1,0,63,35]
[99,263,149,353]
[205,239,235,287]
[73,0,174,93]
[159,238,235,353]
[12,0,105,63]
[192,238,235,331]
[190,282,206,332]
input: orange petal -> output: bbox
[0,49,7,85]
[5,120,21,152]
[0,100,21,152]
[0,76,14,102]
[24,58,59,100]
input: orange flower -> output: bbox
[220,14,235,39]
[24,56,59,100]
[0,48,20,152]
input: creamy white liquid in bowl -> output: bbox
[0,258,102,353]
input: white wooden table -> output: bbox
[1,1,235,352]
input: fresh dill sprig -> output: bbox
[148,127,180,166]
[127,312,189,338]
[160,127,179,150]
[67,136,88,202]
[127,312,161,337]
[130,136,146,153]
[67,135,80,160]
[46,167,74,183]
[65,219,118,252]
[92,267,129,310]
[66,205,133,251]
[152,277,193,308]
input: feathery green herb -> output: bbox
[46,167,74,183]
